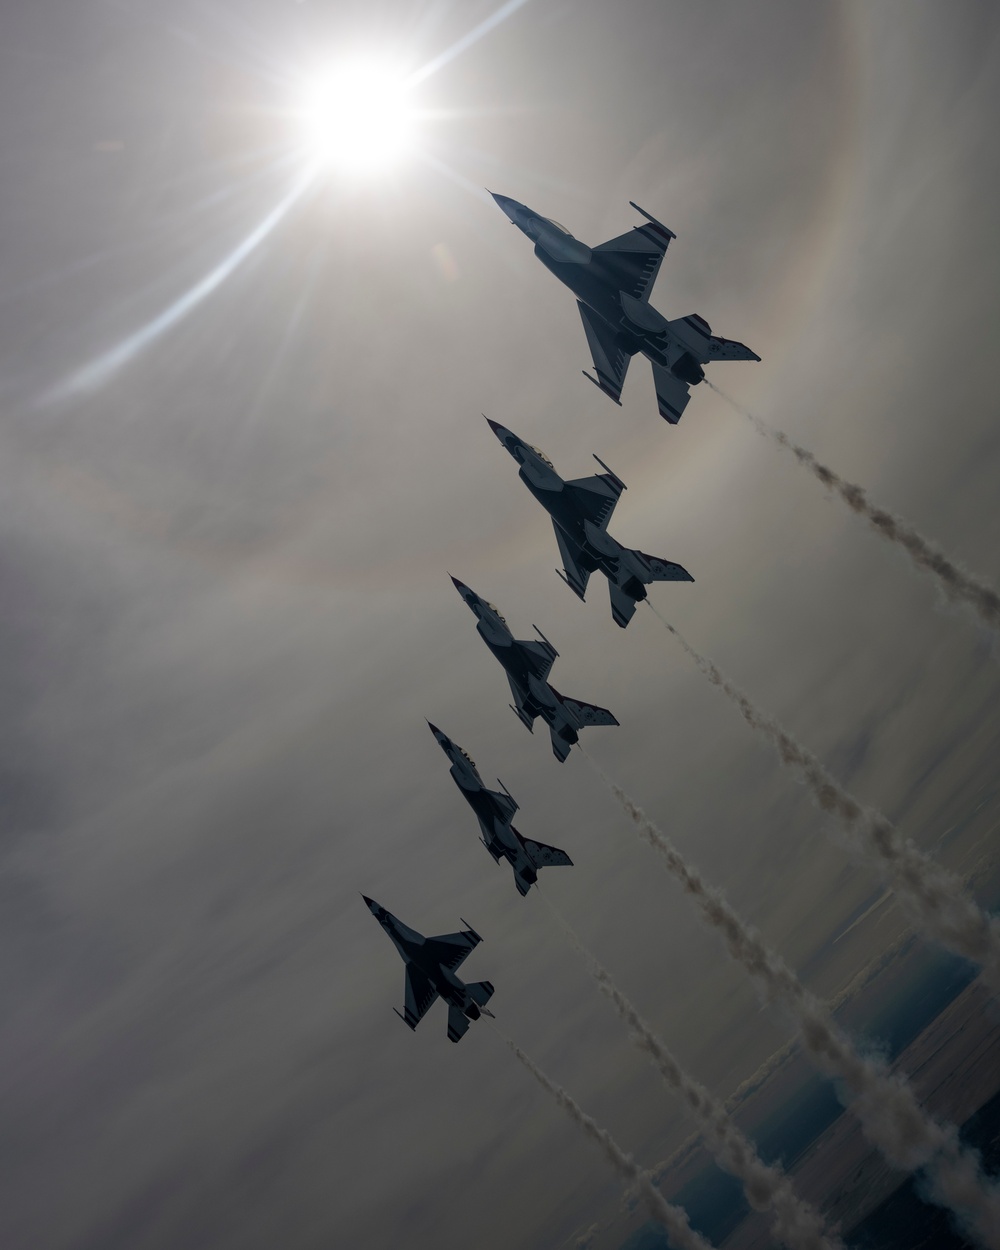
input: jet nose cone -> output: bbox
[484,416,511,442]
[361,894,375,909]
[489,191,522,223]
[450,574,471,597]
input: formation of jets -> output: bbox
[366,196,759,1040]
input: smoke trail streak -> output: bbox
[580,753,1000,1248]
[707,382,1000,635]
[648,605,1000,989]
[538,895,843,1250]
[503,1034,716,1250]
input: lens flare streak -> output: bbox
[41,165,316,405]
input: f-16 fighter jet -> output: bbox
[486,418,693,627]
[427,721,573,895]
[362,895,495,1042]
[490,193,759,424]
[451,576,619,762]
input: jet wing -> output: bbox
[425,926,482,972]
[578,302,634,405]
[553,524,592,600]
[489,786,518,824]
[520,835,573,869]
[562,474,623,532]
[401,965,439,1029]
[513,638,556,682]
[592,218,674,302]
[564,697,619,728]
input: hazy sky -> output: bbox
[1,3,999,1248]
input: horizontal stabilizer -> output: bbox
[706,335,760,362]
[447,1004,471,1043]
[549,724,575,764]
[608,582,640,629]
[520,835,573,870]
[641,553,694,583]
[563,696,619,728]
[650,362,692,425]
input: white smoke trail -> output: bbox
[583,755,1000,1248]
[707,382,1000,636]
[649,607,1000,990]
[539,897,843,1250]
[504,1035,716,1250]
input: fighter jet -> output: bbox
[450,576,618,762]
[362,895,495,1043]
[490,193,759,424]
[486,418,693,627]
[427,721,573,895]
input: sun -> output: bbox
[295,59,418,176]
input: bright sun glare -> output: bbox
[296,60,417,175]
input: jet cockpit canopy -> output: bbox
[529,444,553,467]
[459,747,476,768]
[486,602,507,625]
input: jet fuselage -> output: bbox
[428,723,516,853]
[493,194,681,369]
